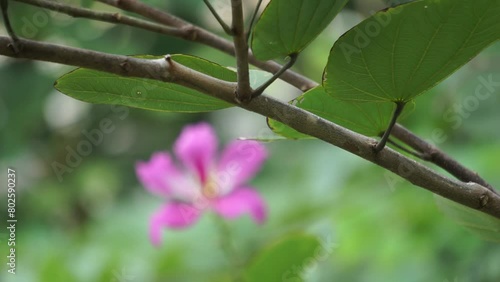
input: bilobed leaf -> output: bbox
[55,54,234,112]
[435,196,500,242]
[251,0,349,61]
[245,234,322,282]
[324,0,500,103]
[268,86,414,138]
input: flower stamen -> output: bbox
[202,177,220,199]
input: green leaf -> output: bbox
[251,0,349,61]
[268,86,414,138]
[238,136,289,142]
[324,0,500,103]
[245,234,323,282]
[54,54,234,112]
[435,196,500,242]
[267,118,313,140]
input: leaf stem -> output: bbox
[374,101,405,152]
[246,0,263,42]
[252,53,298,98]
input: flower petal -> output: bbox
[136,152,181,196]
[213,187,267,224]
[149,202,202,246]
[216,140,267,193]
[174,123,218,184]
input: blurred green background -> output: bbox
[1,0,500,281]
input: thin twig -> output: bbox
[391,124,497,194]
[1,0,20,52]
[1,36,499,220]
[15,0,186,38]
[203,0,233,35]
[230,0,252,102]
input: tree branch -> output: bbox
[90,0,496,193]
[15,0,186,38]
[17,0,313,92]
[96,0,317,91]
[1,36,499,219]
[392,124,497,194]
[97,0,186,28]
[6,0,497,202]
[230,0,252,102]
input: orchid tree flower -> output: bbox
[136,122,268,246]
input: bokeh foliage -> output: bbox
[1,0,500,281]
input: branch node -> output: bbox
[119,60,130,71]
[234,97,243,105]
[181,25,197,40]
[7,41,21,54]
[479,194,489,208]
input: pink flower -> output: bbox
[136,122,268,246]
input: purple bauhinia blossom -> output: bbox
[136,123,268,246]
